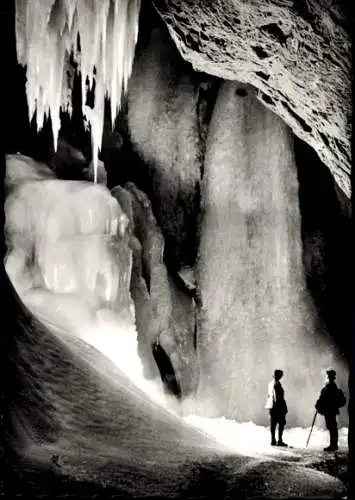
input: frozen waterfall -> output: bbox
[194,82,347,427]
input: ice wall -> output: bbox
[195,82,347,427]
[4,154,132,324]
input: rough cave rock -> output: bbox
[152,0,351,198]
[112,182,198,393]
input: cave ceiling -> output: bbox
[152,0,352,198]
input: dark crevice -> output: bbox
[199,31,210,41]
[294,135,351,358]
[255,71,270,81]
[193,304,197,350]
[320,132,330,147]
[172,270,195,298]
[192,77,220,278]
[260,22,289,44]
[251,45,269,59]
[152,341,181,398]
[260,93,274,105]
[185,31,201,51]
[211,36,227,48]
[282,101,312,133]
[235,87,248,97]
[303,43,318,56]
[171,23,188,46]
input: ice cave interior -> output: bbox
[2,1,352,498]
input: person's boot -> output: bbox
[277,425,288,447]
[324,440,338,452]
[324,428,338,451]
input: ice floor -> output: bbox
[184,415,348,458]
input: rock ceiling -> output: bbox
[152,0,352,198]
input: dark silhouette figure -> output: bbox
[315,369,346,451]
[265,369,288,447]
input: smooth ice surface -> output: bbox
[15,0,141,181]
[196,83,348,426]
[5,179,130,307]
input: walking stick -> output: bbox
[306,411,318,448]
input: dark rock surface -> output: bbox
[152,0,351,198]
[164,273,199,396]
[47,138,87,178]
[47,138,107,185]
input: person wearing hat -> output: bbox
[315,369,346,452]
[265,369,288,447]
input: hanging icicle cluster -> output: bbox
[15,0,141,182]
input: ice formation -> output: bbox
[4,154,179,414]
[15,0,141,182]
[195,82,347,426]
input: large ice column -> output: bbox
[195,82,347,427]
[15,0,141,181]
[127,24,202,268]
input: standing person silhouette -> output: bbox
[315,369,346,451]
[265,369,288,447]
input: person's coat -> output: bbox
[265,380,276,410]
[315,382,346,415]
[265,380,288,414]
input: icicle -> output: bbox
[15,0,141,177]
